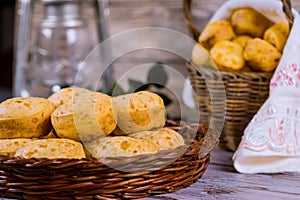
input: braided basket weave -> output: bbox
[0,120,217,200]
[184,0,294,151]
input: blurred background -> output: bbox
[0,1,15,98]
[0,0,228,102]
[1,0,299,103]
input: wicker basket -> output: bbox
[0,120,217,200]
[184,0,294,151]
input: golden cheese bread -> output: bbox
[51,91,116,142]
[263,21,290,52]
[47,87,92,108]
[14,138,86,159]
[244,38,282,72]
[210,40,245,71]
[87,136,158,158]
[191,43,212,67]
[112,91,165,135]
[232,35,253,49]
[199,20,236,50]
[231,7,273,37]
[193,7,288,73]
[0,97,54,139]
[130,128,185,151]
[0,138,33,156]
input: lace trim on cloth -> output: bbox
[239,99,300,154]
[239,62,300,155]
[270,63,300,89]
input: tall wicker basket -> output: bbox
[184,0,294,151]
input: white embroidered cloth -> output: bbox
[232,2,300,173]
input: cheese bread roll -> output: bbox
[88,136,158,158]
[231,7,273,37]
[199,20,236,50]
[244,38,282,72]
[47,87,92,108]
[210,40,245,71]
[0,97,54,139]
[0,138,33,156]
[191,43,211,67]
[130,128,185,151]
[112,91,165,135]
[232,35,253,49]
[51,91,116,142]
[264,21,290,52]
[15,138,86,159]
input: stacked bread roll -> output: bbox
[0,88,185,159]
[193,7,290,72]
[112,91,166,135]
[0,95,86,159]
[50,88,116,142]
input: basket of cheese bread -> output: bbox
[184,0,294,151]
[0,87,218,199]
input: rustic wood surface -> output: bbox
[143,147,300,200]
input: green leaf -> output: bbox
[128,79,144,93]
[109,83,126,96]
[147,63,168,86]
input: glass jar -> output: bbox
[26,1,94,97]
[13,0,113,97]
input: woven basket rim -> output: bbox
[187,62,274,76]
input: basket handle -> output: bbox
[183,0,201,41]
[282,0,294,26]
[183,0,294,41]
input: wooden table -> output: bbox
[144,148,300,200]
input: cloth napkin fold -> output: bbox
[232,2,300,173]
